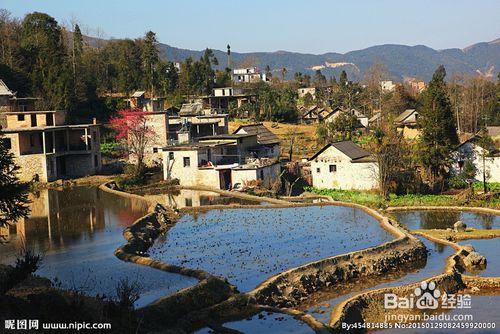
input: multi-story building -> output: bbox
[0,80,101,182]
[162,124,281,190]
[128,95,229,166]
[233,67,267,83]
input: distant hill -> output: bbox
[84,34,500,82]
[156,39,500,82]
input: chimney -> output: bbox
[92,118,97,125]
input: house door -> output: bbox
[219,169,232,190]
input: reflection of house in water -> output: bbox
[145,189,263,209]
[8,188,104,252]
[146,189,260,209]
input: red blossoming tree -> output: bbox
[110,108,155,176]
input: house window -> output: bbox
[316,167,320,173]
[329,165,337,172]
[153,147,158,153]
[185,198,192,207]
[17,114,25,121]
[169,152,174,160]
[2,138,11,150]
[183,157,190,167]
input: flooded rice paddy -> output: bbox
[301,236,455,323]
[0,187,197,308]
[149,205,393,291]
[392,210,500,230]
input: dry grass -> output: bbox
[229,120,320,160]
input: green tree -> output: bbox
[418,65,458,191]
[328,111,360,140]
[0,135,30,227]
[313,69,327,87]
[141,31,159,95]
[21,12,72,109]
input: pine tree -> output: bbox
[418,65,458,191]
[0,135,30,227]
[141,31,159,95]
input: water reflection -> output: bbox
[393,210,500,230]
[142,189,269,209]
[0,187,197,307]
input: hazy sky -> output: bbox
[2,0,499,54]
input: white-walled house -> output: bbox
[162,128,281,190]
[233,67,267,83]
[310,141,378,190]
[452,137,500,183]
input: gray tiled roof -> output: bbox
[310,140,371,161]
[233,123,280,145]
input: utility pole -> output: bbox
[227,44,231,70]
[481,115,489,193]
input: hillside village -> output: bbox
[1,7,500,334]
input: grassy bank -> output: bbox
[306,187,500,209]
[414,228,500,241]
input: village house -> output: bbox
[233,67,267,83]
[297,87,316,99]
[380,80,396,93]
[300,105,339,124]
[0,80,101,182]
[452,136,500,183]
[368,112,382,128]
[162,124,281,190]
[124,90,229,166]
[200,87,258,115]
[394,109,420,139]
[126,91,167,112]
[232,123,281,158]
[404,77,426,94]
[309,140,378,190]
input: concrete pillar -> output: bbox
[84,128,89,150]
[42,131,46,154]
[51,131,55,153]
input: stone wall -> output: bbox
[250,235,426,308]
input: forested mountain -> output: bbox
[156,39,500,81]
